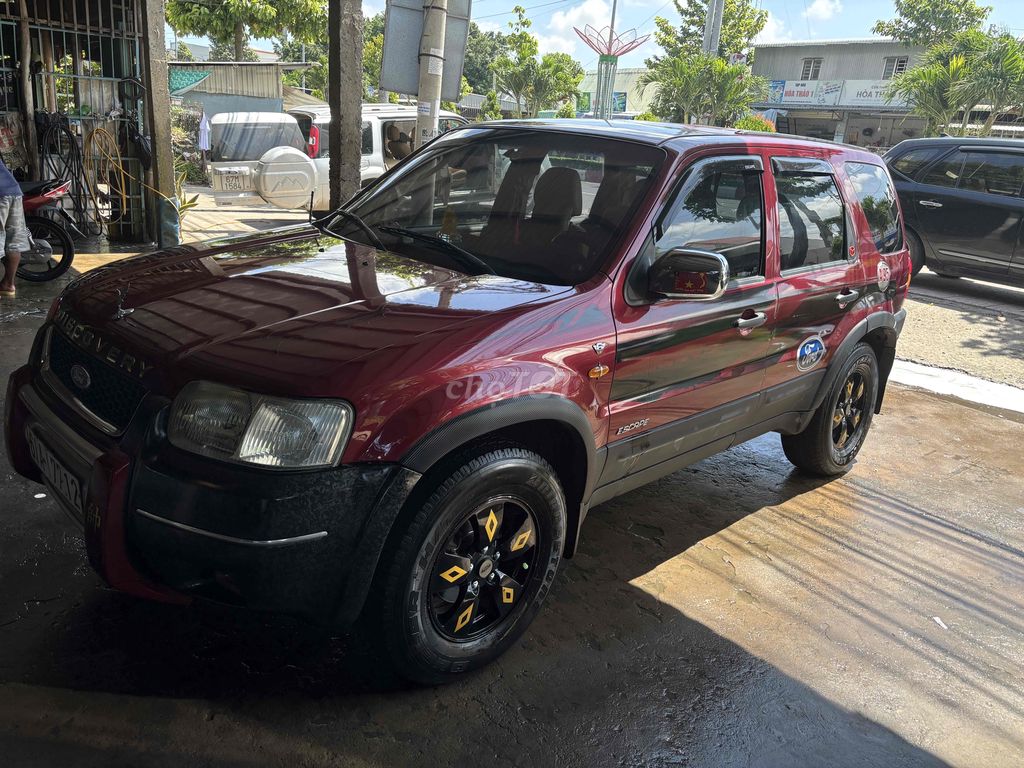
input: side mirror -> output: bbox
[648,249,730,301]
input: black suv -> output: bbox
[885,137,1024,287]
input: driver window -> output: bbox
[657,159,764,279]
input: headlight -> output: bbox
[168,381,353,469]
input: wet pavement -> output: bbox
[2,266,1024,766]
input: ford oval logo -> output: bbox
[70,364,92,390]
[797,335,827,372]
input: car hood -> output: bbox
[57,227,574,396]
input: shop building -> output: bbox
[751,38,928,150]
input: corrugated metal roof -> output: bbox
[753,37,912,48]
[169,62,310,99]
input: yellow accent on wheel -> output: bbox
[510,530,530,552]
[455,603,474,632]
[484,509,499,541]
[502,586,515,604]
[440,565,467,583]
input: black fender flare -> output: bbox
[811,309,906,415]
[402,394,601,493]
[401,395,602,558]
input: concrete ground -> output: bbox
[1,203,1023,766]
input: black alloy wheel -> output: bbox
[832,371,868,451]
[372,446,565,683]
[429,497,539,640]
[782,342,879,477]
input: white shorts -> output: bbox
[0,195,30,253]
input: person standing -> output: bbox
[0,156,28,297]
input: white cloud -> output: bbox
[803,0,842,22]
[755,12,793,44]
[475,20,501,33]
[532,0,611,57]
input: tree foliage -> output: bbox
[872,0,991,47]
[887,30,1024,136]
[167,0,326,61]
[640,52,767,125]
[647,0,767,68]
[477,91,504,121]
[733,113,776,132]
[465,23,510,93]
[491,7,584,117]
[276,12,387,100]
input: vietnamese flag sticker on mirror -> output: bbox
[674,271,708,293]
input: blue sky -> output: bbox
[171,0,1024,71]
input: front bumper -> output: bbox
[5,364,421,626]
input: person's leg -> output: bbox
[0,250,19,294]
[0,196,11,295]
[0,196,26,295]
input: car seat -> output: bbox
[521,167,583,248]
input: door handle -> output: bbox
[835,289,858,305]
[919,200,943,208]
[734,311,767,330]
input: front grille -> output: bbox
[46,330,147,432]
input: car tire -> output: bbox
[782,342,879,477]
[372,446,565,684]
[907,229,925,276]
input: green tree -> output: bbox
[647,0,767,67]
[887,54,973,134]
[477,90,504,121]
[209,39,259,62]
[872,0,991,47]
[173,42,195,61]
[464,23,510,93]
[276,12,386,100]
[556,101,577,118]
[528,53,584,116]
[167,0,326,62]
[640,52,767,125]
[952,34,1024,135]
[733,112,776,131]
[492,7,539,118]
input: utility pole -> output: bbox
[328,0,364,209]
[415,0,448,148]
[701,0,725,55]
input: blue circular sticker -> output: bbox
[797,335,826,371]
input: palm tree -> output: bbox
[641,53,767,125]
[887,55,970,134]
[527,53,584,116]
[952,35,1024,135]
[640,55,708,123]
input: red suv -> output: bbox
[5,121,909,682]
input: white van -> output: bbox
[209,105,467,211]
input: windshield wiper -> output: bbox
[377,225,496,275]
[320,209,387,251]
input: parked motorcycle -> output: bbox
[15,180,76,282]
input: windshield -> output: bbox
[210,119,306,162]
[338,127,665,284]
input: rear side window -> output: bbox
[845,162,903,254]
[958,151,1024,197]
[362,121,373,154]
[210,119,306,162]
[775,173,846,271]
[889,147,941,179]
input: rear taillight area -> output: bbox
[43,181,71,199]
[307,125,320,159]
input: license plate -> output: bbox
[223,173,243,191]
[27,430,84,517]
